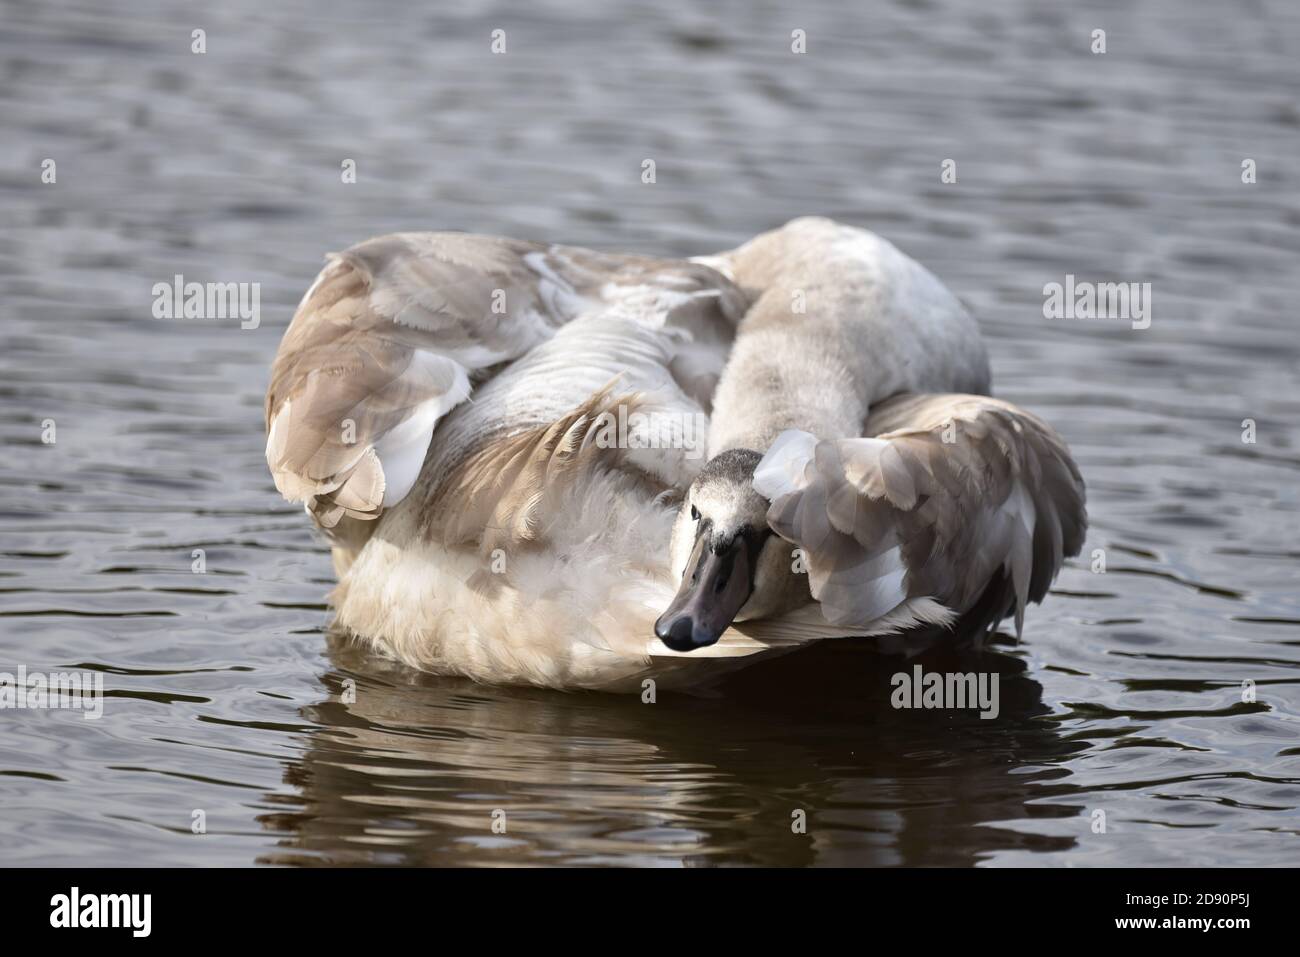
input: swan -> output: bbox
[265,217,1086,691]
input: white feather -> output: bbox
[752,429,819,500]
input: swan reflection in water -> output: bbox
[256,625,1087,867]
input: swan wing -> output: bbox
[753,393,1087,636]
[430,314,716,550]
[265,232,745,532]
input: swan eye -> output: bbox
[691,505,700,521]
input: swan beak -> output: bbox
[655,532,754,652]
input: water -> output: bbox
[2,0,1299,866]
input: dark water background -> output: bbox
[2,0,1299,865]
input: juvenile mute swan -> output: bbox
[265,217,1085,691]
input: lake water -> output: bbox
[2,0,1299,866]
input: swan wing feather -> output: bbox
[754,393,1086,635]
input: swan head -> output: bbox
[655,449,807,651]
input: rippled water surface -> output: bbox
[2,0,1299,866]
